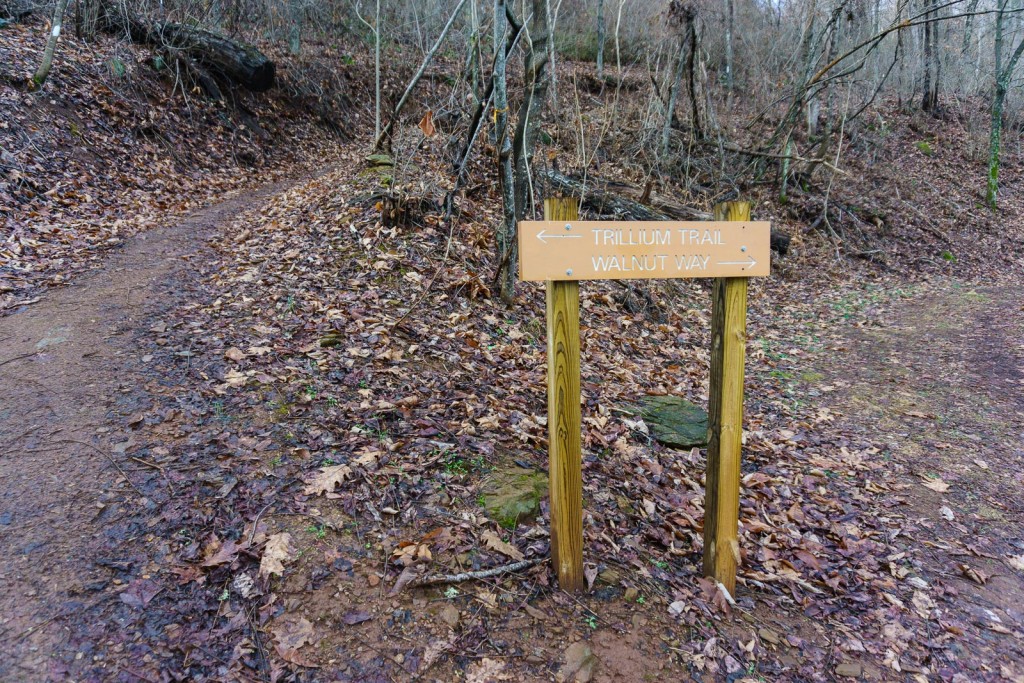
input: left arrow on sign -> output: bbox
[537,229,584,244]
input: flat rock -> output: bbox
[639,395,708,448]
[481,467,548,529]
[439,603,460,628]
[364,153,395,167]
[556,642,598,683]
[835,661,862,678]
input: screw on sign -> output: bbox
[520,199,768,595]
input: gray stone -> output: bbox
[481,467,548,529]
[364,153,395,167]
[639,395,708,448]
[835,662,862,678]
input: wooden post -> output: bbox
[544,197,584,592]
[703,200,751,597]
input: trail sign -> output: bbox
[518,220,771,281]
[521,201,769,595]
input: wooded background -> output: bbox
[6,0,1023,297]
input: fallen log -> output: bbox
[541,168,791,255]
[0,0,33,21]
[103,13,274,91]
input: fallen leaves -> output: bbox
[958,563,990,585]
[260,533,293,578]
[341,610,372,625]
[480,530,524,561]
[418,109,436,138]
[119,579,162,608]
[303,464,353,496]
[391,541,432,567]
[271,617,318,666]
[920,475,950,493]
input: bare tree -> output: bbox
[32,0,72,88]
[921,0,940,112]
[373,0,469,151]
[355,0,382,143]
[493,0,517,302]
[988,0,1024,208]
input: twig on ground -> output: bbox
[130,456,164,471]
[0,352,38,369]
[406,558,545,589]
[57,438,146,499]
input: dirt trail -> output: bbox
[812,283,1024,678]
[0,183,291,680]
[2,182,1022,683]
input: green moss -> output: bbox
[639,395,709,449]
[481,468,548,529]
[915,140,934,156]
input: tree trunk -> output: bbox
[724,0,734,91]
[374,0,381,140]
[512,0,552,219]
[596,0,605,80]
[988,82,1005,209]
[287,0,301,55]
[32,0,71,87]
[494,0,517,303]
[684,14,708,138]
[987,0,1024,209]
[661,30,688,158]
[76,0,101,39]
[103,12,275,91]
[921,0,939,112]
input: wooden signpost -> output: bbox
[519,199,768,595]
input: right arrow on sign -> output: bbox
[717,255,758,268]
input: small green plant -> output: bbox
[476,494,486,507]
[107,58,127,78]
[270,455,283,467]
[218,588,230,601]
[940,250,956,262]
[443,455,468,476]
[636,595,646,605]
[341,54,356,66]
[325,396,339,408]
[307,524,327,540]
[652,559,669,570]
[305,384,318,399]
[915,140,934,156]
[584,615,598,630]
[444,586,459,599]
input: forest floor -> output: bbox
[3,14,1024,683]
[0,145,1022,682]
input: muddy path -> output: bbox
[777,282,1024,679]
[0,182,294,680]
[2,182,1022,683]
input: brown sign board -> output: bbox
[518,221,771,281]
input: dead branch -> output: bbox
[405,558,545,590]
